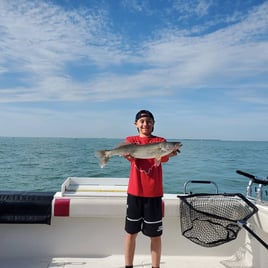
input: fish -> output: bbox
[96,141,182,168]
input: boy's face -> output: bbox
[135,116,154,137]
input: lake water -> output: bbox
[0,137,267,200]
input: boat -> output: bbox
[0,170,267,268]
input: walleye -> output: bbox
[96,141,182,168]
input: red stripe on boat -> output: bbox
[54,198,70,216]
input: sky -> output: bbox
[0,0,268,141]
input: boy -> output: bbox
[124,110,178,268]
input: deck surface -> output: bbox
[0,255,249,268]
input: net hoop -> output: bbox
[178,193,258,247]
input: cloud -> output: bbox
[1,2,124,68]
[172,0,212,18]
[1,0,267,105]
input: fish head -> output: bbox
[162,142,182,152]
[174,142,182,150]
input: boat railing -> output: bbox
[236,170,268,203]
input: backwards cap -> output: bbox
[135,110,155,122]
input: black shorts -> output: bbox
[125,194,163,237]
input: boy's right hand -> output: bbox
[123,153,134,161]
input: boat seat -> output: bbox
[0,191,55,224]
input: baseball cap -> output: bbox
[135,110,155,122]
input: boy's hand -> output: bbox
[169,149,180,157]
[123,153,134,161]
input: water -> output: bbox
[0,137,268,200]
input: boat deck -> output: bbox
[0,255,245,268]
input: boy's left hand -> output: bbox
[169,149,180,157]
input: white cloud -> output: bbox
[1,0,267,103]
[0,0,268,140]
[172,0,212,18]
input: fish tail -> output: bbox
[95,150,110,168]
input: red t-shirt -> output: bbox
[125,135,169,197]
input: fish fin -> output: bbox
[154,155,162,166]
[115,141,131,148]
[95,150,109,168]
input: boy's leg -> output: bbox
[151,236,161,268]
[125,232,138,267]
[143,197,163,268]
[125,194,142,267]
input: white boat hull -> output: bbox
[0,177,267,268]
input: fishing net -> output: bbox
[178,193,258,247]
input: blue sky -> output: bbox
[0,0,268,140]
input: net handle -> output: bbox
[238,220,268,250]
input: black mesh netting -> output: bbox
[178,193,258,247]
